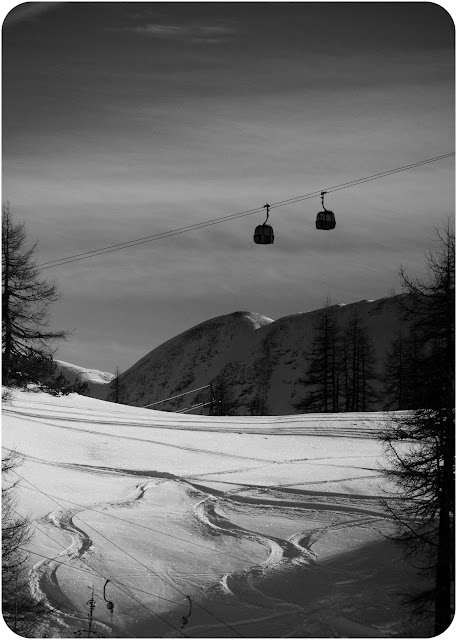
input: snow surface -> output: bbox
[54,360,115,385]
[54,360,115,399]
[2,389,432,638]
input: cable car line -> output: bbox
[36,151,454,269]
[268,151,455,210]
[98,573,189,638]
[14,478,239,637]
[13,471,245,637]
[176,400,213,413]
[12,508,185,608]
[143,383,211,407]
[37,205,263,269]
[17,550,188,636]
[16,481,259,565]
[19,546,107,579]
[13,505,196,640]
[21,547,194,609]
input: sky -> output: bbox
[2,1,455,374]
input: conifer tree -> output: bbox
[381,220,455,633]
[341,311,377,411]
[359,324,377,411]
[71,375,89,396]
[108,367,125,403]
[295,300,341,412]
[212,376,237,415]
[2,203,68,385]
[249,393,269,415]
[382,326,425,410]
[382,329,408,409]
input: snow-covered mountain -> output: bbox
[117,295,408,414]
[117,311,274,409]
[54,360,115,399]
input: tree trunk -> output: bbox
[434,436,454,633]
[2,220,11,385]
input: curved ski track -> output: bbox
[5,398,393,636]
[182,480,390,637]
[29,480,155,637]
[21,452,391,637]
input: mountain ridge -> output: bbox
[53,360,115,399]
[113,293,408,414]
[55,294,408,413]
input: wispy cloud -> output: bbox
[126,22,237,43]
[3,1,62,27]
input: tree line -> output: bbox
[294,292,450,414]
[380,221,454,635]
[294,222,454,634]
[294,301,378,413]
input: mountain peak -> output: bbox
[116,295,407,413]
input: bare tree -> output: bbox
[2,450,48,634]
[2,203,68,385]
[381,220,455,633]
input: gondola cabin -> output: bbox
[316,191,336,230]
[254,203,274,244]
[254,224,274,244]
[315,209,336,230]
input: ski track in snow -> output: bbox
[3,405,388,438]
[183,479,389,635]
[28,480,154,636]
[7,411,279,463]
[4,394,401,637]
[22,453,390,637]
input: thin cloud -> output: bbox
[3,1,62,27]
[126,22,237,43]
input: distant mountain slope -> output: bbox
[54,360,115,399]
[212,296,406,415]
[119,311,274,408]
[118,296,408,414]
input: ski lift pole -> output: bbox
[86,586,96,638]
[209,384,214,416]
[14,573,18,631]
[103,580,114,636]
[181,595,192,629]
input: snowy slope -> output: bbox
[2,388,432,638]
[118,295,408,414]
[54,360,115,399]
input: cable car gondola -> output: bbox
[315,191,336,230]
[254,204,274,244]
